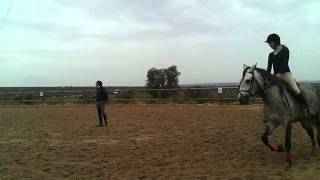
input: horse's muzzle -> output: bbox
[238,94,249,105]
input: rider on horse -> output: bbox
[265,33,316,116]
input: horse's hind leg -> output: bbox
[285,123,293,166]
[316,116,320,147]
[300,119,316,150]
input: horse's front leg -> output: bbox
[285,123,293,166]
[261,122,282,152]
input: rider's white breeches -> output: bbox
[277,72,301,95]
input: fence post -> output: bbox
[60,90,64,105]
[22,91,25,104]
[157,89,161,100]
[41,91,45,105]
[82,91,85,104]
[3,92,6,105]
[218,88,223,105]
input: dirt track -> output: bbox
[1,104,320,179]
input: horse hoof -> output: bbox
[277,144,285,152]
[285,162,292,171]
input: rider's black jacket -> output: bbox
[267,45,291,75]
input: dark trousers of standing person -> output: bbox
[96,101,107,127]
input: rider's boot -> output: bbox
[296,92,317,117]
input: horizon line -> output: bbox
[1,80,320,88]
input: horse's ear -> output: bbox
[243,64,248,69]
[250,63,257,70]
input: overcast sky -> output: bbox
[0,0,319,86]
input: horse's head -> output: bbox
[238,64,261,105]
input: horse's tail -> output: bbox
[317,87,320,115]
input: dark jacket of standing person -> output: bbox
[96,86,108,102]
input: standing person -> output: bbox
[265,33,316,116]
[96,80,109,127]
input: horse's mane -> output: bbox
[255,68,277,82]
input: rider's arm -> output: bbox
[279,48,289,74]
[267,54,272,73]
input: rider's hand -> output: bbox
[276,74,282,80]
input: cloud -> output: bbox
[0,0,319,86]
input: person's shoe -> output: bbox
[305,107,317,117]
[96,124,103,127]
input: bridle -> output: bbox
[239,67,279,97]
[239,68,258,97]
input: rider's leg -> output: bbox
[285,123,293,165]
[281,72,316,116]
[296,92,317,116]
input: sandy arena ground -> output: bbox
[1,104,320,179]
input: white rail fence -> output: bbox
[0,87,245,104]
[1,85,318,104]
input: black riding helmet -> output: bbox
[265,33,281,45]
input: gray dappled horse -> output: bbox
[238,64,320,166]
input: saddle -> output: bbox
[276,80,302,108]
